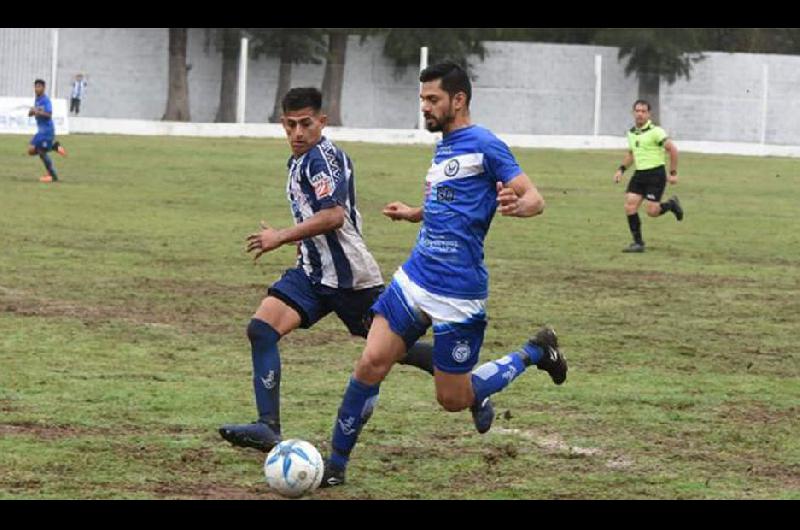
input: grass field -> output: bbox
[0,133,798,499]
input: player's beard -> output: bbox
[424,104,456,133]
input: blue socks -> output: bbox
[247,318,281,431]
[471,349,535,405]
[39,152,57,179]
[330,377,380,470]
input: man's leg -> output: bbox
[433,323,567,416]
[220,268,324,452]
[648,197,683,221]
[322,315,408,487]
[623,192,645,252]
[219,296,301,451]
[37,147,58,182]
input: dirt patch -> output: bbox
[0,421,203,440]
[0,422,87,440]
[491,427,634,470]
[716,402,798,426]
[146,480,272,500]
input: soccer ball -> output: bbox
[263,439,324,498]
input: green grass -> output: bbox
[0,133,798,499]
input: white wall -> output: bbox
[5,29,800,146]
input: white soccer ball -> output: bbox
[263,439,324,498]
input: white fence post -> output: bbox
[51,28,59,98]
[593,54,602,136]
[418,46,428,131]
[236,37,248,124]
[760,64,769,145]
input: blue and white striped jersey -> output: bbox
[286,137,383,290]
[401,125,523,300]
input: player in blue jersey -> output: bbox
[218,88,437,452]
[28,79,67,183]
[319,63,568,488]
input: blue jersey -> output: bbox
[34,94,54,136]
[402,125,522,299]
[286,136,383,290]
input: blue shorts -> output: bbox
[268,267,384,338]
[30,133,54,151]
[372,268,487,374]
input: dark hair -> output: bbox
[282,87,322,113]
[633,99,651,110]
[420,62,472,106]
[34,79,46,87]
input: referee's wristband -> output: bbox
[618,165,627,172]
[669,169,677,176]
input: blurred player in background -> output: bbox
[614,100,683,252]
[28,79,67,183]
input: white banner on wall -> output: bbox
[0,97,69,135]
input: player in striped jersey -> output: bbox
[219,88,436,452]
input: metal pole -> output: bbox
[760,64,769,145]
[418,46,428,131]
[593,54,602,136]
[237,37,249,124]
[51,28,59,98]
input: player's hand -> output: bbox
[246,221,285,261]
[614,170,623,184]
[382,201,413,221]
[28,107,36,117]
[496,182,521,216]
[667,173,678,185]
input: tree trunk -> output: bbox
[321,32,348,126]
[215,28,240,123]
[163,28,191,122]
[269,42,293,123]
[638,71,660,123]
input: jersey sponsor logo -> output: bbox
[452,340,472,363]
[310,171,335,199]
[426,153,485,186]
[444,159,460,177]
[436,186,455,202]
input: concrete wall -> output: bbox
[4,28,800,145]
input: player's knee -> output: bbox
[645,206,660,217]
[246,318,278,345]
[624,203,638,215]
[355,351,392,385]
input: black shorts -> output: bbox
[626,166,667,202]
[267,267,385,337]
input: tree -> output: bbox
[163,28,191,122]
[248,29,326,123]
[380,28,490,73]
[320,29,350,126]
[212,28,242,123]
[594,29,705,122]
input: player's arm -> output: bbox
[382,202,423,223]
[614,151,634,183]
[246,206,345,261]
[664,139,679,183]
[497,173,544,218]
